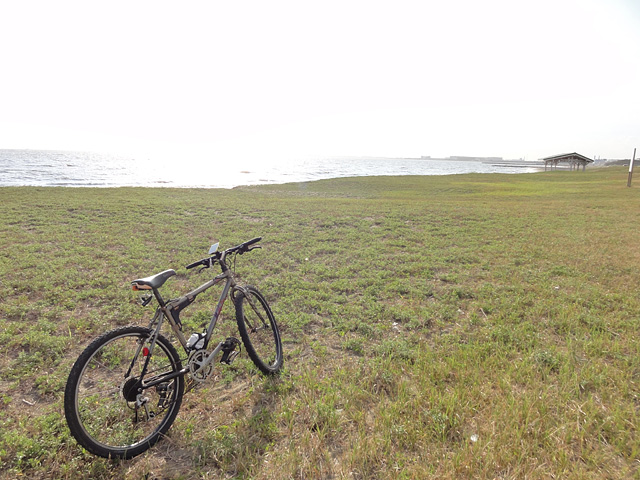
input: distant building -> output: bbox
[541,152,594,171]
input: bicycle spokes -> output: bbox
[65,327,184,458]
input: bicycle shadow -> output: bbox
[190,370,290,476]
[117,373,288,479]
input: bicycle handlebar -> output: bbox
[185,237,263,270]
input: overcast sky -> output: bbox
[1,0,639,164]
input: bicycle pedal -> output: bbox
[220,337,241,365]
[224,350,240,364]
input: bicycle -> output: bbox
[64,237,283,459]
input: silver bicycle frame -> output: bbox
[161,270,236,348]
[139,269,242,388]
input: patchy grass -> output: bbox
[0,167,639,479]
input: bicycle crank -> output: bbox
[187,349,213,383]
[187,337,241,383]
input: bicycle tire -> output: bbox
[64,325,184,459]
[234,286,283,375]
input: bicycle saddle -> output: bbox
[131,269,176,290]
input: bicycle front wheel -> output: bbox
[64,326,184,459]
[234,286,283,375]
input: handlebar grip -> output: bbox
[237,237,262,255]
[245,237,262,247]
[186,259,204,270]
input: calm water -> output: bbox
[0,150,542,188]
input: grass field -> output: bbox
[0,167,639,479]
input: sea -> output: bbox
[0,149,543,189]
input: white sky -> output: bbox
[1,0,639,164]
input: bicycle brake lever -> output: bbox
[197,261,213,273]
[196,258,215,272]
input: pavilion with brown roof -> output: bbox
[541,152,594,171]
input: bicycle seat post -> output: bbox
[152,287,167,308]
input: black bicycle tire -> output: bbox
[235,286,283,375]
[64,325,184,459]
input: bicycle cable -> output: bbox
[230,251,239,275]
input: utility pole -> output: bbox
[628,148,636,187]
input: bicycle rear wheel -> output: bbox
[234,286,283,374]
[64,326,184,459]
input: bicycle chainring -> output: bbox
[188,349,213,383]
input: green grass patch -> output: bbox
[0,167,639,478]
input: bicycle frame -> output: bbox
[137,269,246,390]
